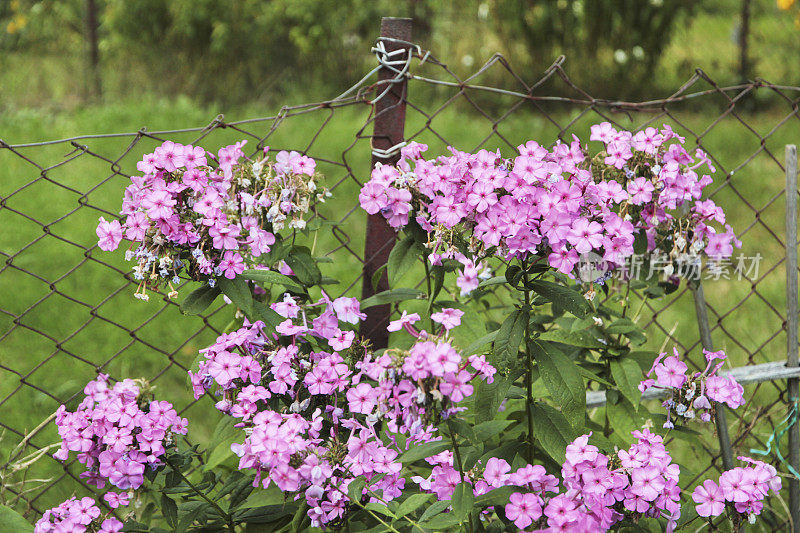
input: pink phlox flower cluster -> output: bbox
[53,374,187,491]
[532,429,681,532]
[97,141,325,300]
[411,429,681,531]
[408,452,558,530]
[189,293,494,528]
[640,348,744,428]
[359,125,738,282]
[35,496,123,533]
[692,457,781,523]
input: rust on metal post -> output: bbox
[360,17,412,349]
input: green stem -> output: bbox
[447,421,474,533]
[164,456,235,532]
[521,261,535,464]
[423,259,435,332]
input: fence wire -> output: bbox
[1,37,799,529]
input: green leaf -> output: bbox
[291,501,309,533]
[464,330,498,356]
[447,418,476,444]
[364,502,395,518]
[449,309,486,354]
[473,420,513,442]
[388,235,424,286]
[475,486,522,508]
[0,504,33,532]
[418,499,451,522]
[606,397,644,444]
[451,482,474,521]
[420,512,461,530]
[477,275,507,288]
[493,309,528,367]
[395,493,433,518]
[606,318,639,334]
[371,264,388,292]
[538,329,605,349]
[610,358,643,410]
[577,366,614,387]
[530,341,585,429]
[399,439,451,464]
[474,369,521,424]
[176,501,208,533]
[285,248,321,287]
[360,288,425,309]
[530,403,577,463]
[505,265,524,287]
[241,269,304,291]
[217,276,253,317]
[529,280,589,317]
[161,494,178,528]
[179,284,220,315]
[205,415,240,470]
[429,264,446,303]
[348,476,367,502]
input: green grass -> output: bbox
[1,83,798,525]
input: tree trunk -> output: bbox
[738,0,751,82]
[85,0,101,100]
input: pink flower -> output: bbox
[548,247,579,276]
[627,177,655,205]
[630,465,666,501]
[439,370,473,403]
[141,189,176,220]
[484,457,511,488]
[604,141,633,169]
[719,468,751,503]
[505,492,542,530]
[329,329,355,351]
[693,479,725,517]
[332,297,366,324]
[359,183,388,215]
[72,496,100,525]
[124,212,149,242]
[347,383,376,414]
[590,122,617,143]
[96,217,123,251]
[271,293,300,318]
[565,433,598,465]
[430,308,464,330]
[387,311,420,332]
[99,518,124,533]
[567,218,603,254]
[654,356,687,389]
[103,491,130,509]
[543,494,580,528]
[219,252,245,279]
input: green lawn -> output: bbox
[1,81,798,525]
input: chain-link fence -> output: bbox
[2,18,800,529]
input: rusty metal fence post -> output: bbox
[785,145,799,532]
[360,17,412,349]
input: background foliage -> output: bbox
[3,0,800,108]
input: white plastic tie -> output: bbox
[371,141,407,160]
